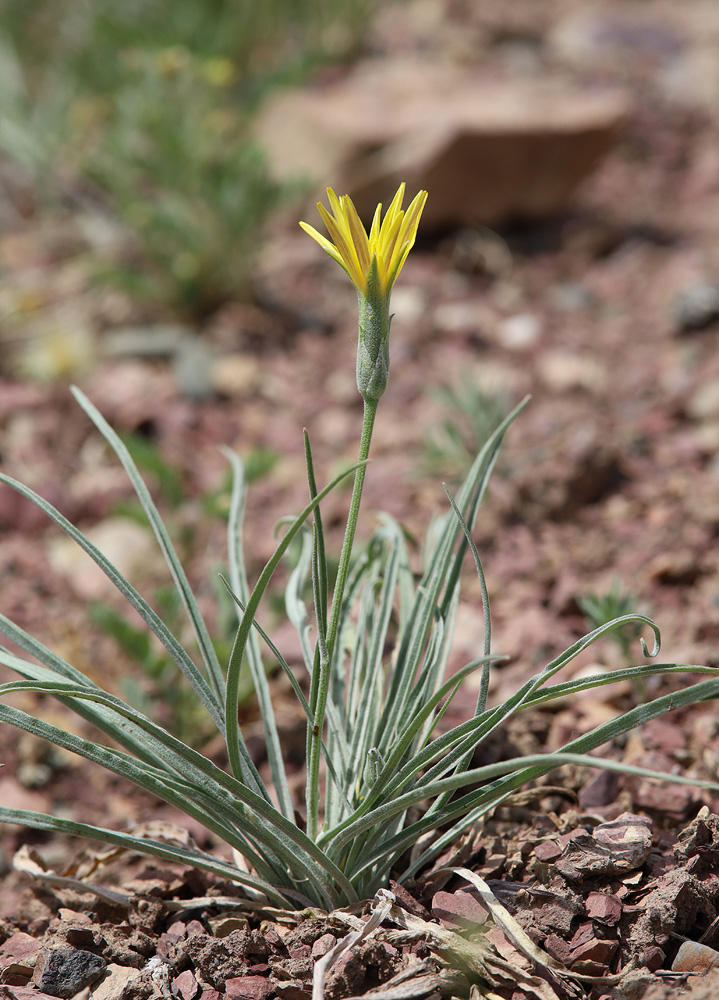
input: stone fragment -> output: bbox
[273,983,309,1000]
[477,853,506,879]
[617,969,660,999]
[156,933,180,962]
[58,909,92,924]
[389,880,431,918]
[534,895,583,936]
[586,891,623,926]
[65,927,99,949]
[48,518,156,602]
[675,807,719,864]
[579,769,620,809]
[166,920,188,941]
[640,946,665,972]
[570,936,618,970]
[432,300,487,334]
[496,313,542,350]
[672,940,719,973]
[673,283,719,331]
[208,915,249,938]
[538,351,607,394]
[544,932,573,966]
[569,921,595,951]
[173,968,201,1000]
[534,840,562,863]
[36,948,107,998]
[0,932,40,971]
[225,974,274,1000]
[431,889,489,930]
[256,58,628,229]
[310,934,336,959]
[211,354,262,398]
[555,833,647,881]
[261,929,287,954]
[90,963,143,1000]
[183,931,249,988]
[633,781,695,817]
[593,813,653,865]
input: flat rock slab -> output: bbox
[35,948,107,998]
[90,963,144,1000]
[431,888,489,930]
[0,930,40,972]
[225,974,275,1000]
[256,57,630,228]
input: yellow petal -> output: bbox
[383,184,406,228]
[343,196,371,278]
[318,203,365,288]
[397,190,428,248]
[368,202,382,246]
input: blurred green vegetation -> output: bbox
[421,374,510,483]
[0,0,373,316]
[578,581,647,665]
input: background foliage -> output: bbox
[0,0,373,315]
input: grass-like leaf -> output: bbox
[72,386,226,704]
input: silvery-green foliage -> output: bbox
[0,390,717,908]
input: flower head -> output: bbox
[300,183,427,296]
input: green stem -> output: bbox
[306,395,378,841]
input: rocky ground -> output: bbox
[2,1,719,998]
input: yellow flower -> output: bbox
[300,183,428,296]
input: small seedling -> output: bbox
[579,582,649,699]
[422,374,510,482]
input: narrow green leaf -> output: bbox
[224,460,364,788]
[219,577,352,809]
[0,477,224,729]
[71,386,226,703]
[223,447,292,819]
[304,430,328,647]
[443,485,491,707]
[0,807,300,907]
[526,663,718,706]
[347,734,719,880]
[378,398,529,746]
[398,672,719,878]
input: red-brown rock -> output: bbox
[225,974,275,1000]
[173,968,201,1000]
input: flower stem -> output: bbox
[306,395,378,841]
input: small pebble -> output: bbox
[673,283,719,331]
[496,312,542,349]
